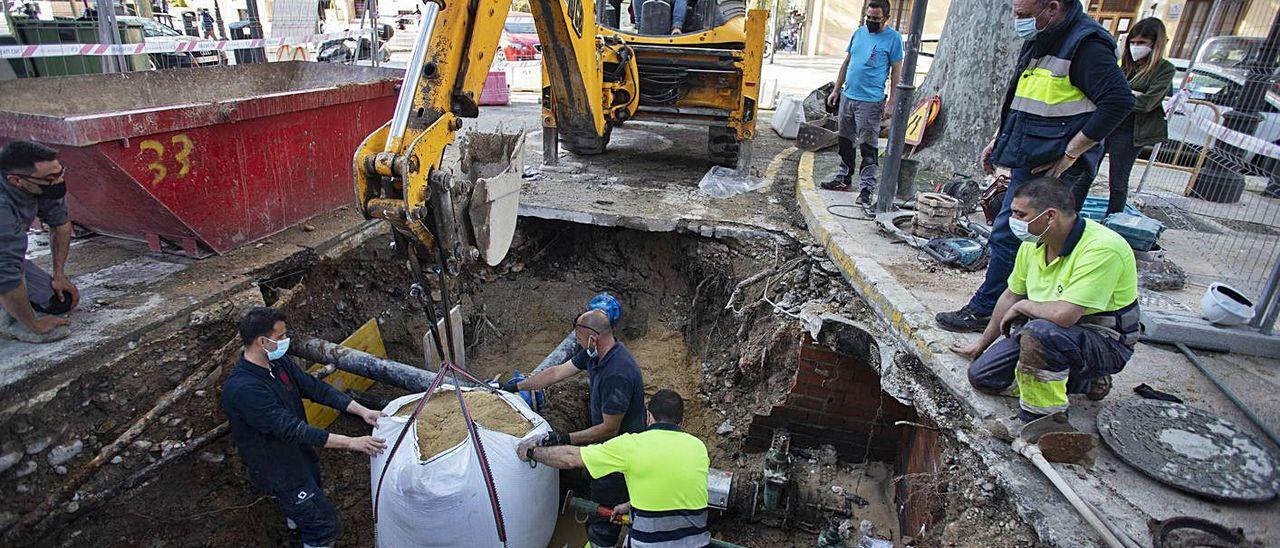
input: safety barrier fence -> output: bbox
[1124,16,1279,331]
[0,27,372,58]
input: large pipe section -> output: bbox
[294,331,575,390]
[290,336,476,391]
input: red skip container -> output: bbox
[0,62,402,256]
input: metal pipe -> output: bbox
[1176,343,1280,448]
[386,1,440,151]
[1133,142,1159,195]
[289,335,477,392]
[876,0,929,213]
[1014,440,1126,548]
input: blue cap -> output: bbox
[588,292,622,326]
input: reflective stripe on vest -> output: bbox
[1016,372,1069,415]
[1010,55,1096,118]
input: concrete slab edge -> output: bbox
[791,150,1104,547]
[0,220,389,402]
[517,146,805,245]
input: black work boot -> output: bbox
[821,175,853,191]
[856,188,872,205]
[1087,375,1112,401]
[936,305,991,333]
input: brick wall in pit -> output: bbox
[743,334,916,462]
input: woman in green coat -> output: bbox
[1100,17,1176,216]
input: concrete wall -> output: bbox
[743,334,915,462]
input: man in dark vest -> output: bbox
[936,0,1135,333]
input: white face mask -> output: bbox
[1129,44,1153,61]
[1009,209,1051,244]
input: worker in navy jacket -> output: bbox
[221,307,386,548]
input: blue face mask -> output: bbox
[585,337,599,359]
[1014,6,1048,41]
[264,336,291,361]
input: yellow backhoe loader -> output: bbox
[351,0,765,364]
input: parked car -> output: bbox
[118,15,223,69]
[499,12,539,62]
[1163,64,1279,182]
[1196,36,1275,76]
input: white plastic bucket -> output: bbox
[1200,283,1256,326]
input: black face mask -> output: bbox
[866,19,883,33]
[38,182,67,200]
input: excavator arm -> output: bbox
[353,0,616,261]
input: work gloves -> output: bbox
[539,430,570,446]
[499,378,522,393]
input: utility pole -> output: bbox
[876,0,927,212]
[94,0,126,72]
[212,0,227,39]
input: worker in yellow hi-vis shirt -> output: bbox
[517,389,710,547]
[952,176,1139,428]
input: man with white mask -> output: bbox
[952,178,1139,431]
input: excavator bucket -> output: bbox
[459,131,526,266]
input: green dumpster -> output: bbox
[9,17,149,77]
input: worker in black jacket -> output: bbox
[221,307,387,548]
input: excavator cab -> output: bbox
[537,0,767,170]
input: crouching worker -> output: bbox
[518,389,711,547]
[222,307,388,548]
[952,177,1139,427]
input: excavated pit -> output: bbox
[0,218,1036,547]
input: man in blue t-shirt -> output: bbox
[505,308,646,548]
[821,0,903,205]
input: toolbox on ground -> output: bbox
[1104,212,1166,252]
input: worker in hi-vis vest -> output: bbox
[518,389,711,547]
[935,0,1135,335]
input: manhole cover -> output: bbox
[1097,399,1280,502]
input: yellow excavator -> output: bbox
[351,0,765,363]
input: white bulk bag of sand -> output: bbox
[370,386,558,548]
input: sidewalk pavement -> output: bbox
[794,147,1280,546]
